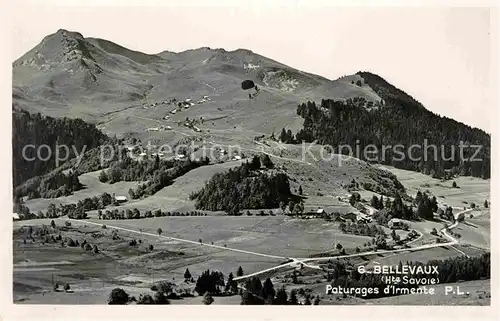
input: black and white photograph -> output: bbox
[3,0,497,315]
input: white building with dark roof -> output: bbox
[115,196,128,203]
[388,218,403,229]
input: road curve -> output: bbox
[234,209,471,281]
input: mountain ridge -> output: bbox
[10,29,489,134]
[12,29,381,129]
[12,29,488,157]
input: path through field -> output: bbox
[68,218,286,260]
[68,209,472,282]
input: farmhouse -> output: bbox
[13,213,20,221]
[176,154,186,160]
[115,196,128,203]
[388,218,403,229]
[356,213,371,223]
[316,208,325,215]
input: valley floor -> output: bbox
[14,156,490,305]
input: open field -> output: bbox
[376,165,490,209]
[14,164,490,305]
[84,216,374,258]
[14,160,490,305]
[23,160,243,215]
[90,160,243,214]
[14,203,486,305]
[454,219,490,249]
[24,170,142,213]
[374,165,490,248]
[13,215,370,304]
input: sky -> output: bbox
[9,2,496,132]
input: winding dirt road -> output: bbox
[234,209,472,281]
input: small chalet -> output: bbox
[115,196,128,203]
[388,218,403,229]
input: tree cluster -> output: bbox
[415,191,438,220]
[194,270,225,296]
[190,160,292,212]
[413,253,490,283]
[328,252,490,300]
[240,277,318,305]
[15,170,83,200]
[98,208,207,220]
[12,197,34,220]
[339,221,386,238]
[372,192,437,224]
[127,157,210,199]
[99,154,203,184]
[29,192,115,220]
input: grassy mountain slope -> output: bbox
[12,29,380,129]
[12,29,487,208]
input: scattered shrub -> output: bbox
[108,288,130,305]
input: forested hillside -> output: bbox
[12,110,109,187]
[190,156,292,213]
[281,72,490,179]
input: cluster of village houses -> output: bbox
[303,208,404,229]
[142,98,178,110]
[143,96,211,133]
[123,141,245,166]
[301,208,372,223]
[168,96,210,115]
